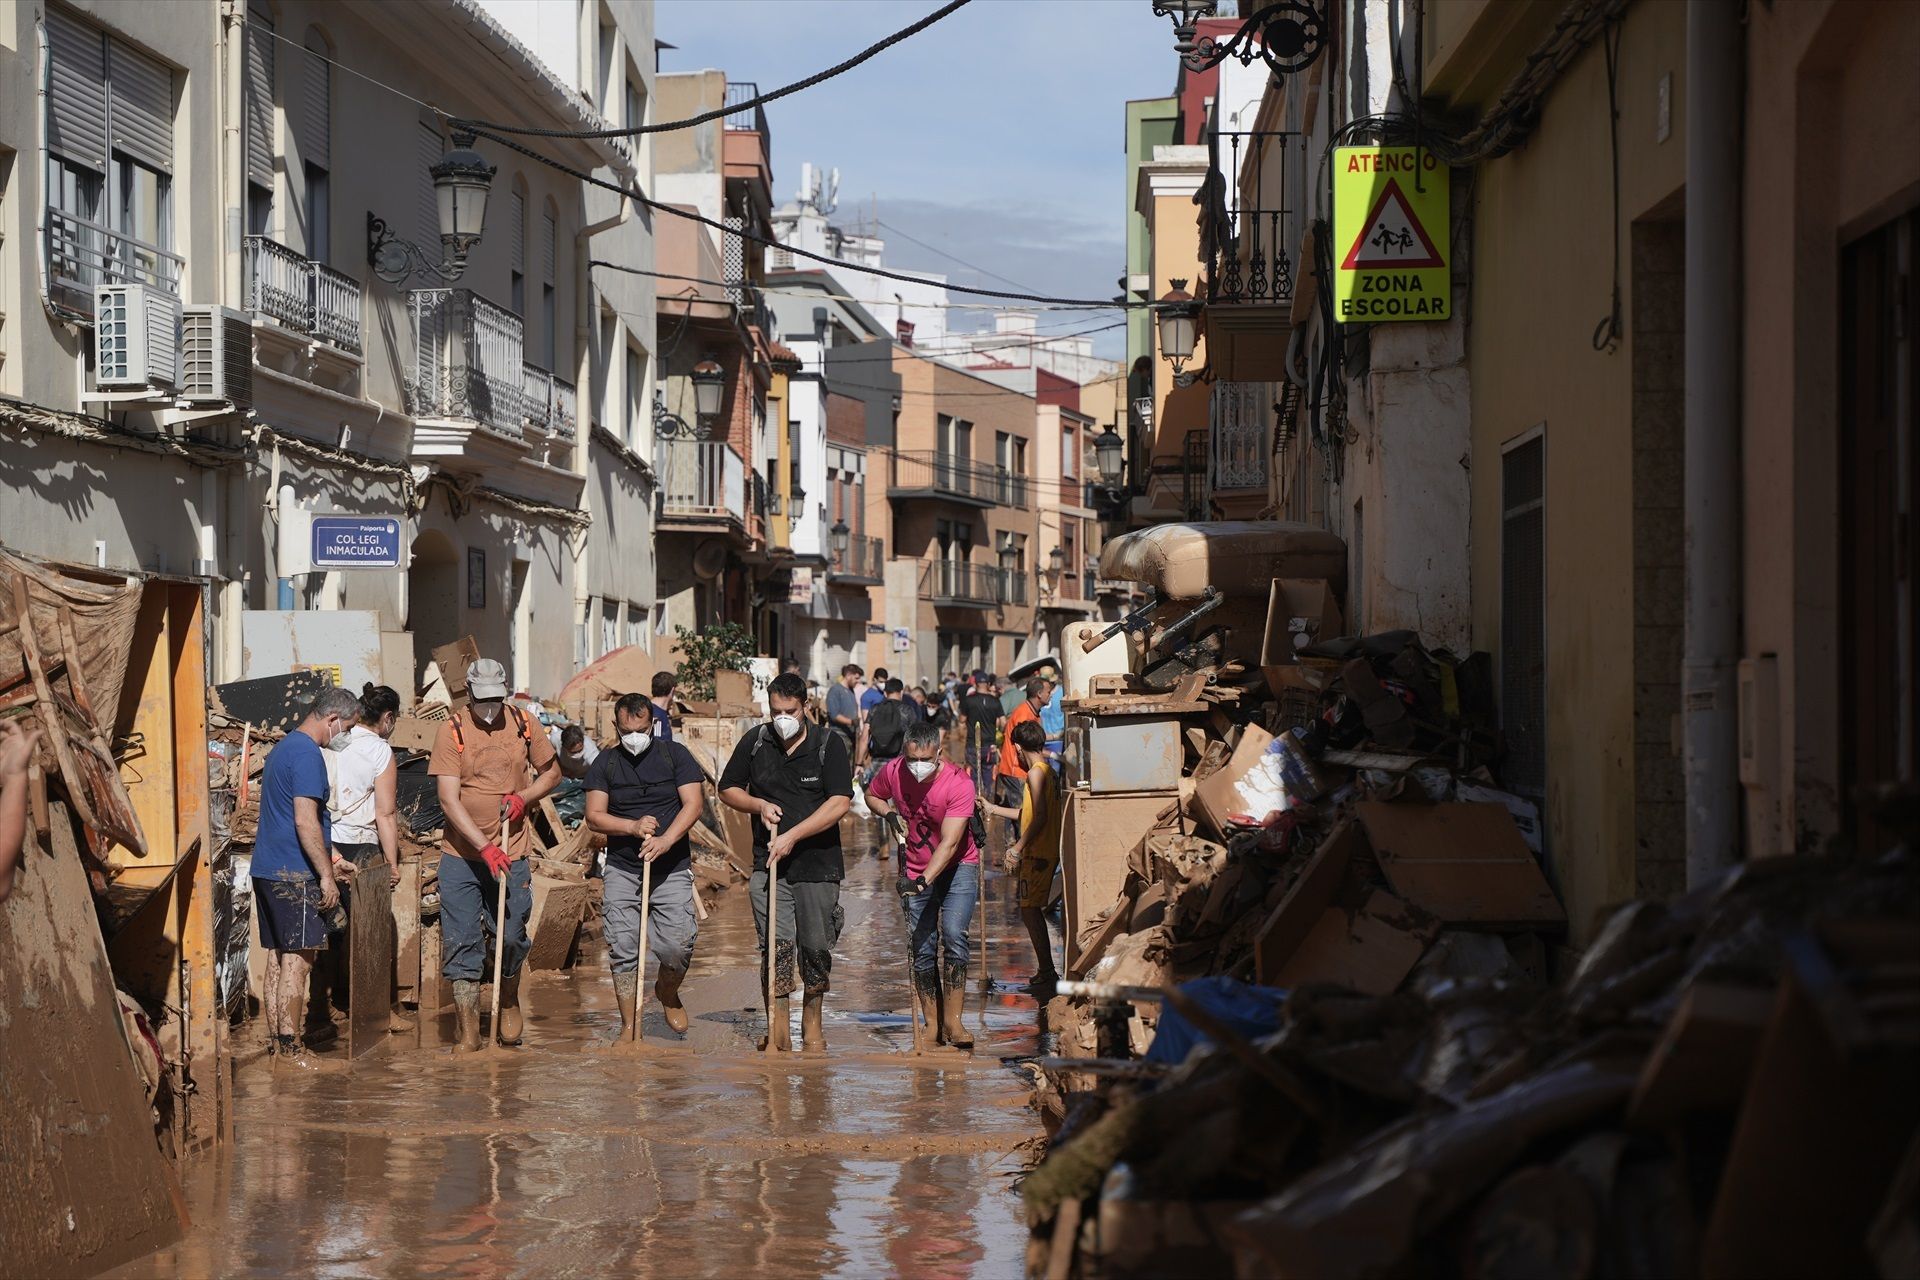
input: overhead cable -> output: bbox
[450,0,973,140]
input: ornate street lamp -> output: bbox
[1156,279,1198,373]
[1093,423,1125,488]
[690,359,726,422]
[829,518,851,559]
[1151,0,1328,81]
[367,133,497,285]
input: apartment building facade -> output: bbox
[0,0,660,697]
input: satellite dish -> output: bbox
[692,539,730,581]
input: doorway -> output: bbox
[408,530,460,685]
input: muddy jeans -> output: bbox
[748,870,843,996]
[603,859,697,976]
[438,853,532,982]
[902,859,978,991]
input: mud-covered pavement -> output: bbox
[113,820,1049,1278]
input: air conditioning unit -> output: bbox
[181,305,255,410]
[94,284,181,391]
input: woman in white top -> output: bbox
[329,683,402,888]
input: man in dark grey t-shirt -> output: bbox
[826,663,862,759]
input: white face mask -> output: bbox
[772,714,803,741]
[327,725,352,751]
[907,760,938,783]
[620,731,651,756]
[472,701,504,726]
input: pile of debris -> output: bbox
[1029,568,1920,1277]
[1023,837,1920,1279]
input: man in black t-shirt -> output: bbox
[863,678,912,784]
[960,677,1005,800]
[718,672,854,1053]
[584,695,705,1040]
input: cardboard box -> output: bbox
[713,669,753,707]
[1259,578,1344,667]
[1253,821,1436,992]
[1354,800,1565,928]
[430,635,481,695]
[1190,724,1275,840]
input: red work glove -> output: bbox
[501,793,527,822]
[480,844,511,877]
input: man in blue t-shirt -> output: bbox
[649,670,677,742]
[253,687,363,1064]
[860,667,889,717]
[583,694,705,1042]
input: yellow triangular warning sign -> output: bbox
[1341,178,1443,270]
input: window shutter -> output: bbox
[417,121,442,246]
[509,192,525,273]
[299,37,329,170]
[108,39,173,173]
[541,212,557,282]
[46,7,107,174]
[244,9,273,187]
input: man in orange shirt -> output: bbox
[427,658,561,1051]
[993,677,1049,846]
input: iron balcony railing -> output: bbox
[1209,380,1271,492]
[888,450,1030,509]
[409,288,526,435]
[244,236,364,355]
[521,363,578,441]
[1204,129,1297,306]
[724,80,768,136]
[656,437,746,525]
[830,534,884,584]
[920,559,1002,607]
[45,207,184,308]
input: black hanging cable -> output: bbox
[450,0,972,140]
[1591,17,1624,352]
[466,124,1147,309]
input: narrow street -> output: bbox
[114,823,1044,1279]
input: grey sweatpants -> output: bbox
[748,870,843,996]
[604,859,698,976]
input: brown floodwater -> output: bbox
[112,821,1052,1279]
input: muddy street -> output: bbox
[112,821,1049,1279]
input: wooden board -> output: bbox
[0,801,185,1274]
[1062,789,1177,972]
[1355,801,1566,928]
[1253,822,1356,983]
[347,863,395,1058]
[210,669,332,734]
[525,874,590,971]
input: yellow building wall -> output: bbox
[1462,0,1687,938]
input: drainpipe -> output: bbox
[277,483,299,609]
[220,0,249,675]
[1682,0,1744,887]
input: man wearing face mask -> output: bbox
[427,658,561,1051]
[583,694,705,1040]
[719,672,854,1052]
[864,720,980,1051]
[252,687,363,1067]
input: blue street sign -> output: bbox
[311,516,403,569]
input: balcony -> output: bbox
[245,236,363,355]
[919,560,1028,608]
[829,534,884,585]
[1202,130,1300,375]
[409,288,527,437]
[521,364,578,441]
[656,437,747,535]
[44,208,183,314]
[888,450,1030,509]
[722,81,772,192]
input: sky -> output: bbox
[656,0,1186,360]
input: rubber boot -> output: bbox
[655,966,689,1034]
[801,989,826,1054]
[612,971,639,1042]
[939,967,975,1052]
[497,972,524,1046]
[761,995,793,1053]
[453,980,482,1053]
[913,987,942,1053]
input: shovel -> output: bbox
[489,813,511,1049]
[762,848,782,1053]
[889,819,924,1057]
[631,857,651,1046]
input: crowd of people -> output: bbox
[244,653,1069,1064]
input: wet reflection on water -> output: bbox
[113,819,1054,1279]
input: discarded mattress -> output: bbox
[1095,521,1348,600]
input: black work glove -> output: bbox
[884,812,908,843]
[896,873,929,899]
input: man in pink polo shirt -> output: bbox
[865,718,980,1051]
